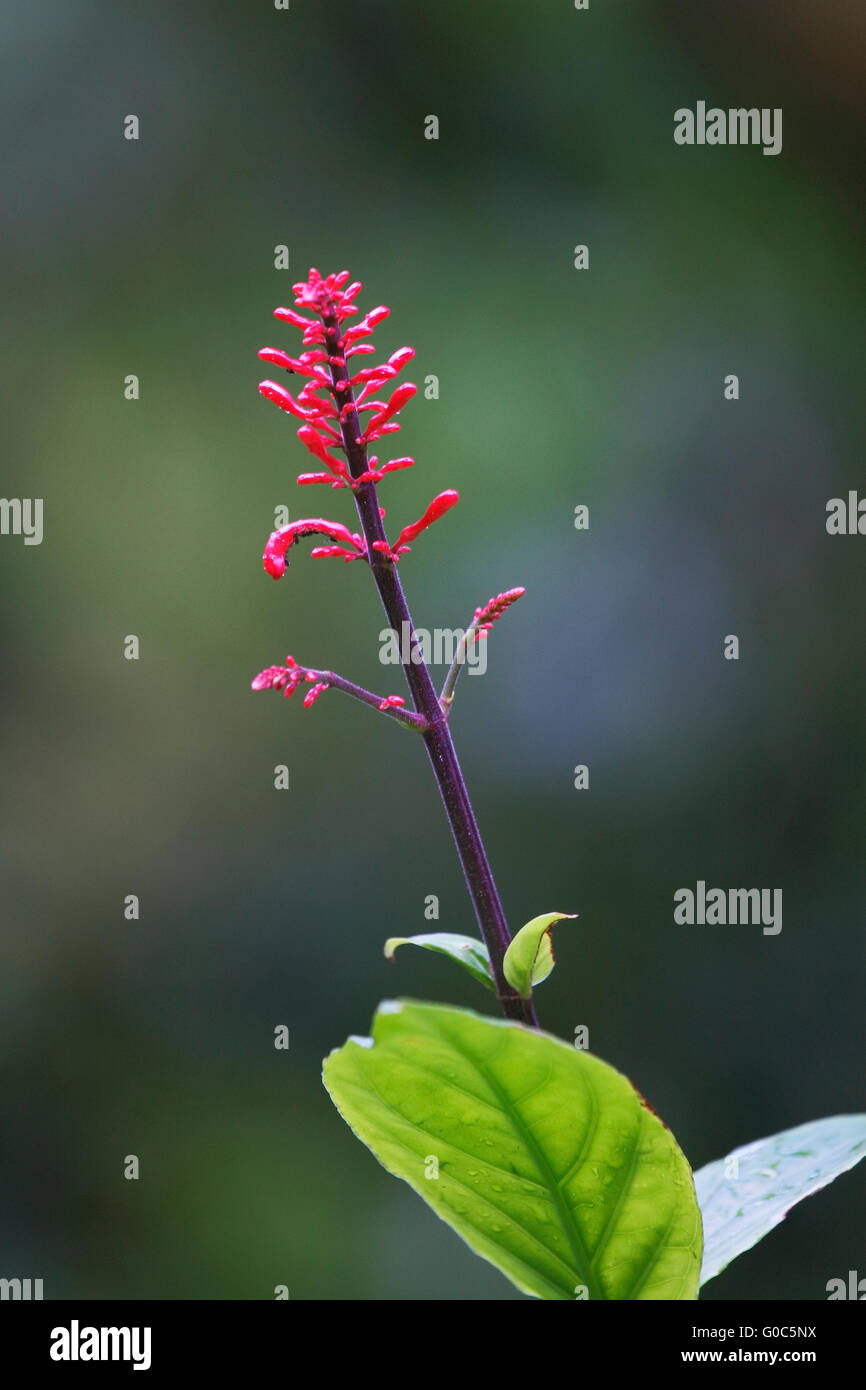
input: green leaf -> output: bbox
[695,1114,866,1286]
[503,911,576,997]
[323,999,701,1299]
[384,933,495,992]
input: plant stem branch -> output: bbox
[439,616,484,712]
[322,305,536,1026]
[302,667,427,731]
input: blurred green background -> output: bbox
[1,0,864,1300]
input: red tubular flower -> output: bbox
[273,306,317,331]
[257,347,328,377]
[309,543,366,561]
[297,472,346,489]
[263,519,365,578]
[343,305,390,345]
[373,489,459,560]
[353,455,415,486]
[258,379,318,420]
[296,425,350,481]
[362,382,417,443]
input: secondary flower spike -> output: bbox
[473,587,526,635]
[251,656,426,731]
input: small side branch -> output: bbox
[439,623,482,712]
[251,657,427,731]
[439,588,526,713]
[306,668,428,730]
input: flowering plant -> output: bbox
[249,268,866,1300]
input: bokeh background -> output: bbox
[1,0,864,1300]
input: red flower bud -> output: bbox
[296,425,349,479]
[303,681,330,708]
[251,657,303,698]
[297,471,345,488]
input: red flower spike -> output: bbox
[259,271,450,570]
[251,659,303,699]
[473,587,526,633]
[263,519,365,578]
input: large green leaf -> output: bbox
[323,1000,702,1299]
[695,1114,866,1285]
[384,933,494,991]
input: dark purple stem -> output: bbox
[322,306,536,1026]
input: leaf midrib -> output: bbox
[428,1016,605,1300]
[336,1071,577,1298]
